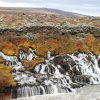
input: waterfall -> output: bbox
[19,48,38,61]
[16,84,73,98]
[68,53,100,84]
[0,50,100,98]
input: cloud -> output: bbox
[0,1,38,7]
[0,0,100,5]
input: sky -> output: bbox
[0,0,100,16]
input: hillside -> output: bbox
[0,7,85,17]
[0,8,100,40]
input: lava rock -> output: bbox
[53,55,76,73]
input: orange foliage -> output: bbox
[84,33,100,54]
[22,58,45,70]
[0,64,16,90]
[0,58,5,64]
[0,33,100,56]
[2,48,15,56]
[23,41,31,48]
[85,33,96,47]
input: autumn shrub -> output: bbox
[2,48,15,56]
[84,33,100,55]
[0,58,5,64]
[23,41,31,48]
[0,32,100,57]
[0,64,16,91]
[22,58,45,70]
[1,42,17,56]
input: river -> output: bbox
[13,85,100,100]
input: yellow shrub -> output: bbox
[31,44,37,49]
[2,48,15,56]
[22,58,45,70]
[0,58,5,64]
[23,41,31,48]
[0,64,16,90]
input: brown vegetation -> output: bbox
[22,58,45,70]
[0,33,100,56]
[0,64,16,91]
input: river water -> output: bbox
[13,85,100,100]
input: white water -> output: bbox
[0,49,100,99]
[19,48,37,61]
[13,85,100,100]
[69,53,100,84]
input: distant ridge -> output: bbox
[37,8,85,17]
[0,7,85,17]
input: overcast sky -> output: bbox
[0,0,100,16]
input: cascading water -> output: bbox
[68,53,100,84]
[0,49,100,99]
[14,60,74,98]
